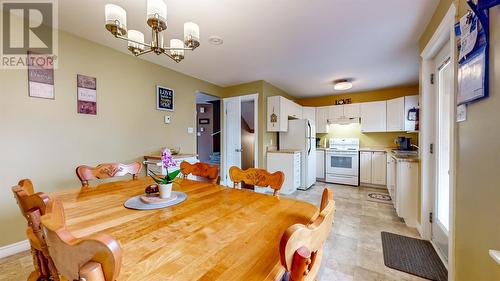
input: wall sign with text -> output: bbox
[77,74,97,115]
[28,51,55,99]
[157,85,174,111]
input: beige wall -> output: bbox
[222,80,294,168]
[0,30,224,247]
[420,1,500,280]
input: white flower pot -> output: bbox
[159,183,173,199]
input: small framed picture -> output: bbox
[77,74,97,115]
[28,51,55,99]
[199,118,210,124]
[156,85,174,111]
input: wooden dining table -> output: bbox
[50,177,318,281]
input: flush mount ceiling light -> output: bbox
[333,79,353,91]
[104,0,200,63]
[208,36,223,45]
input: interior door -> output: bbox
[223,96,241,184]
[432,42,452,261]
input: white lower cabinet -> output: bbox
[315,106,329,133]
[266,151,301,195]
[316,150,325,180]
[386,156,397,200]
[360,151,386,186]
[395,160,419,227]
[360,152,372,184]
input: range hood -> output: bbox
[327,117,360,125]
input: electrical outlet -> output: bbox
[164,116,171,124]
[187,127,194,134]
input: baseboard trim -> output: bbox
[0,240,30,259]
[416,222,423,237]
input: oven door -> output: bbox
[326,151,359,176]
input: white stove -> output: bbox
[325,138,360,186]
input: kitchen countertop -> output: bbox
[361,147,420,162]
[359,147,392,152]
[268,149,302,154]
[389,151,420,163]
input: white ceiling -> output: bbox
[58,0,438,98]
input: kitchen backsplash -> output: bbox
[316,123,418,148]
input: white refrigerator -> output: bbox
[279,119,316,190]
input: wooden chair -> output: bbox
[179,161,220,184]
[228,166,284,197]
[279,188,336,281]
[76,162,142,188]
[40,198,123,281]
[11,179,59,281]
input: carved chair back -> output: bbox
[41,198,123,281]
[11,179,58,280]
[228,166,284,197]
[179,161,220,184]
[76,162,142,187]
[279,188,335,281]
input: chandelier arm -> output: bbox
[161,50,183,63]
[162,47,195,51]
[134,48,154,56]
[115,34,152,49]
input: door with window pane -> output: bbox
[432,42,452,261]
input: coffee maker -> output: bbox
[396,137,412,151]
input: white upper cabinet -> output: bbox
[286,99,303,119]
[404,95,419,131]
[360,101,387,132]
[315,106,329,134]
[386,97,405,132]
[267,96,303,132]
[343,104,360,118]
[302,106,315,121]
[328,105,344,120]
[267,96,288,132]
[327,104,360,121]
[386,95,419,132]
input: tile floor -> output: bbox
[0,182,426,281]
[287,182,426,281]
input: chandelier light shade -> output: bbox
[170,39,184,61]
[127,30,145,54]
[105,4,127,36]
[104,0,200,63]
[147,0,167,30]
[184,22,200,49]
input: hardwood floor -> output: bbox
[0,182,425,281]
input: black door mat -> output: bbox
[381,232,447,281]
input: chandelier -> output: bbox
[104,0,200,63]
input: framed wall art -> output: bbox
[77,74,97,115]
[157,85,174,111]
[27,51,55,99]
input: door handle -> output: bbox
[235,148,243,152]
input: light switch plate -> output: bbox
[457,104,467,122]
[187,127,194,134]
[164,115,171,124]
